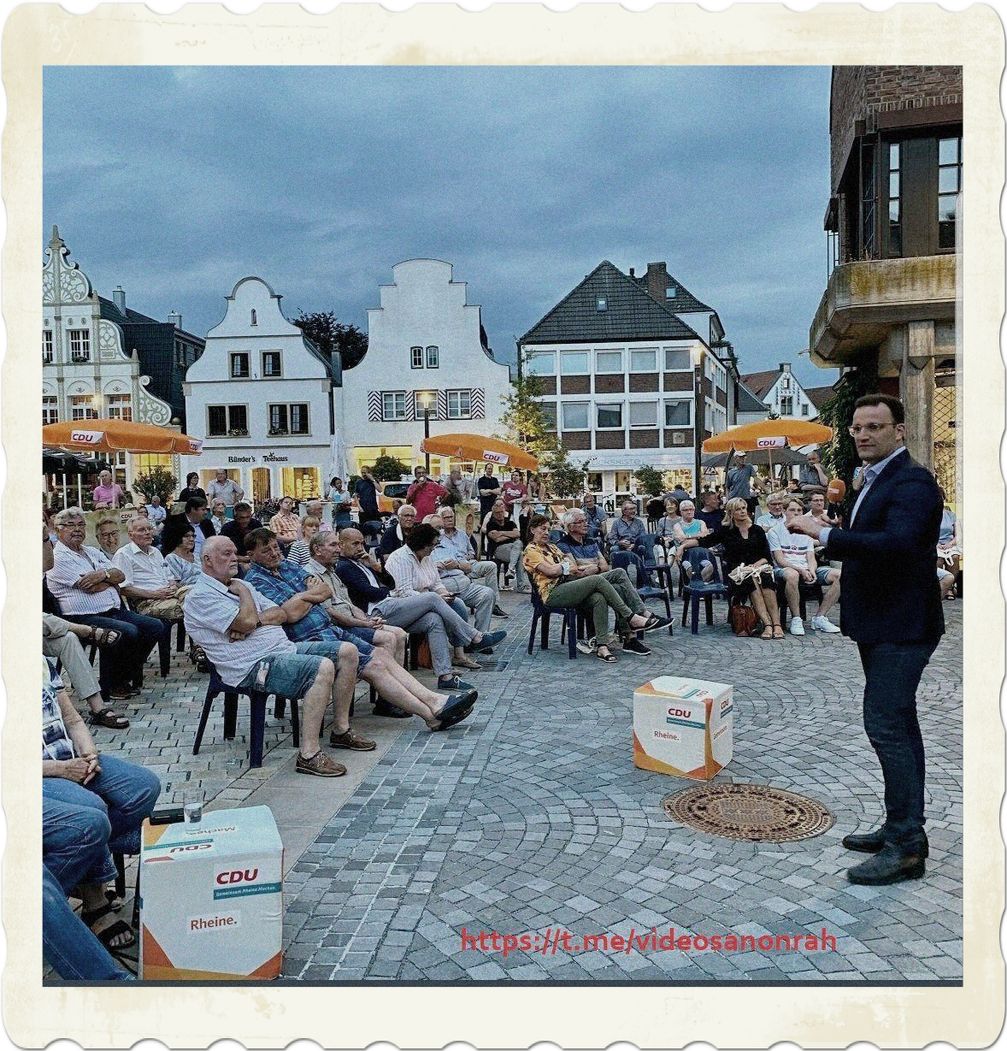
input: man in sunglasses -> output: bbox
[790,394,944,887]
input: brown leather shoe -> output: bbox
[328,729,377,751]
[296,750,347,777]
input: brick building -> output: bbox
[809,66,961,494]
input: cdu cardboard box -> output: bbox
[140,805,284,981]
[633,676,734,780]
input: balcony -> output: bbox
[809,255,956,367]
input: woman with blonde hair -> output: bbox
[285,515,322,568]
[679,496,783,639]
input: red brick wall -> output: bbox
[831,66,963,190]
[596,431,626,450]
[595,375,625,394]
[562,431,591,450]
[664,373,692,392]
[561,376,590,395]
[629,374,660,393]
[629,430,660,448]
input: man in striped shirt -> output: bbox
[45,507,165,699]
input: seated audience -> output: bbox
[807,490,841,553]
[305,498,332,532]
[607,500,656,588]
[406,468,448,521]
[162,497,215,560]
[42,614,129,729]
[756,491,788,532]
[798,450,829,494]
[696,490,723,532]
[245,529,474,731]
[379,503,417,560]
[208,499,228,535]
[286,515,322,568]
[482,499,529,592]
[679,497,783,640]
[92,470,125,511]
[524,515,668,664]
[655,498,682,549]
[768,497,842,634]
[162,526,202,587]
[184,536,361,777]
[936,487,961,599]
[146,494,167,531]
[268,496,301,553]
[113,516,192,621]
[219,501,263,565]
[46,507,165,700]
[42,656,160,954]
[672,500,714,582]
[434,506,503,625]
[337,527,504,692]
[94,516,122,561]
[581,492,609,541]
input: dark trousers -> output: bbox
[64,609,166,696]
[857,640,938,845]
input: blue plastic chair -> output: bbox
[527,583,579,659]
[681,549,730,634]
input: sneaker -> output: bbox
[789,617,805,636]
[465,629,506,652]
[296,750,347,777]
[812,615,841,633]
[492,605,509,618]
[438,674,475,692]
[576,637,598,655]
[328,729,377,751]
[622,637,652,656]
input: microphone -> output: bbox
[827,478,846,503]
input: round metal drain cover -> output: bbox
[663,783,835,843]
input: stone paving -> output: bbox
[79,591,963,984]
[278,594,963,983]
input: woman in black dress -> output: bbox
[679,496,783,639]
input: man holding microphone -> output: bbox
[789,394,944,886]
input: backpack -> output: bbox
[729,603,759,637]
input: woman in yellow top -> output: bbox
[522,515,669,663]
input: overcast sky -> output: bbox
[44,65,836,387]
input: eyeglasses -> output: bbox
[848,422,895,436]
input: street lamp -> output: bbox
[417,391,435,472]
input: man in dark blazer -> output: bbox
[791,394,944,886]
[160,497,216,558]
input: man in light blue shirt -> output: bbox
[433,506,503,625]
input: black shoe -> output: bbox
[438,674,474,692]
[478,647,494,656]
[492,605,509,618]
[641,613,673,633]
[843,827,929,858]
[847,844,926,885]
[622,637,652,656]
[434,692,478,731]
[465,629,506,653]
[372,699,411,719]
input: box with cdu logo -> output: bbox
[633,676,734,780]
[140,805,284,981]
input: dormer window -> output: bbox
[665,286,677,299]
[596,297,608,312]
[250,309,257,326]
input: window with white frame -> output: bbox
[595,350,624,374]
[425,345,439,369]
[562,402,589,430]
[630,349,658,373]
[70,394,99,421]
[382,392,408,421]
[106,394,132,421]
[410,346,424,369]
[664,348,691,371]
[230,353,250,378]
[525,351,556,376]
[262,351,282,377]
[801,403,810,417]
[43,330,53,363]
[446,390,472,419]
[208,404,247,436]
[664,399,692,427]
[42,396,58,425]
[629,401,658,428]
[560,350,590,375]
[596,402,623,429]
[68,329,90,362]
[269,403,309,435]
[780,395,794,416]
[540,402,558,429]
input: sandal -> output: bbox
[760,626,774,640]
[594,647,618,663]
[772,624,785,640]
[86,626,121,648]
[88,707,130,729]
[105,887,124,912]
[81,904,136,952]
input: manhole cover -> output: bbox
[662,783,835,842]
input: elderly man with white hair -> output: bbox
[112,516,193,620]
[46,507,166,700]
[379,502,417,560]
[431,506,500,629]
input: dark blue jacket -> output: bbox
[823,450,944,645]
[334,557,393,612]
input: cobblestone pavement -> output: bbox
[278,596,963,983]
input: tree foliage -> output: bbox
[499,372,559,458]
[817,364,879,510]
[131,466,178,504]
[370,455,410,482]
[542,447,591,499]
[293,310,369,371]
[634,465,665,496]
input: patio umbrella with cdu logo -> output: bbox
[43,418,203,455]
[703,419,833,484]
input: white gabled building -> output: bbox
[182,276,338,504]
[42,226,179,490]
[338,258,511,476]
[741,362,820,420]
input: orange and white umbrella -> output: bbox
[43,419,203,455]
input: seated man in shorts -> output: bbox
[184,536,363,777]
[768,497,842,636]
